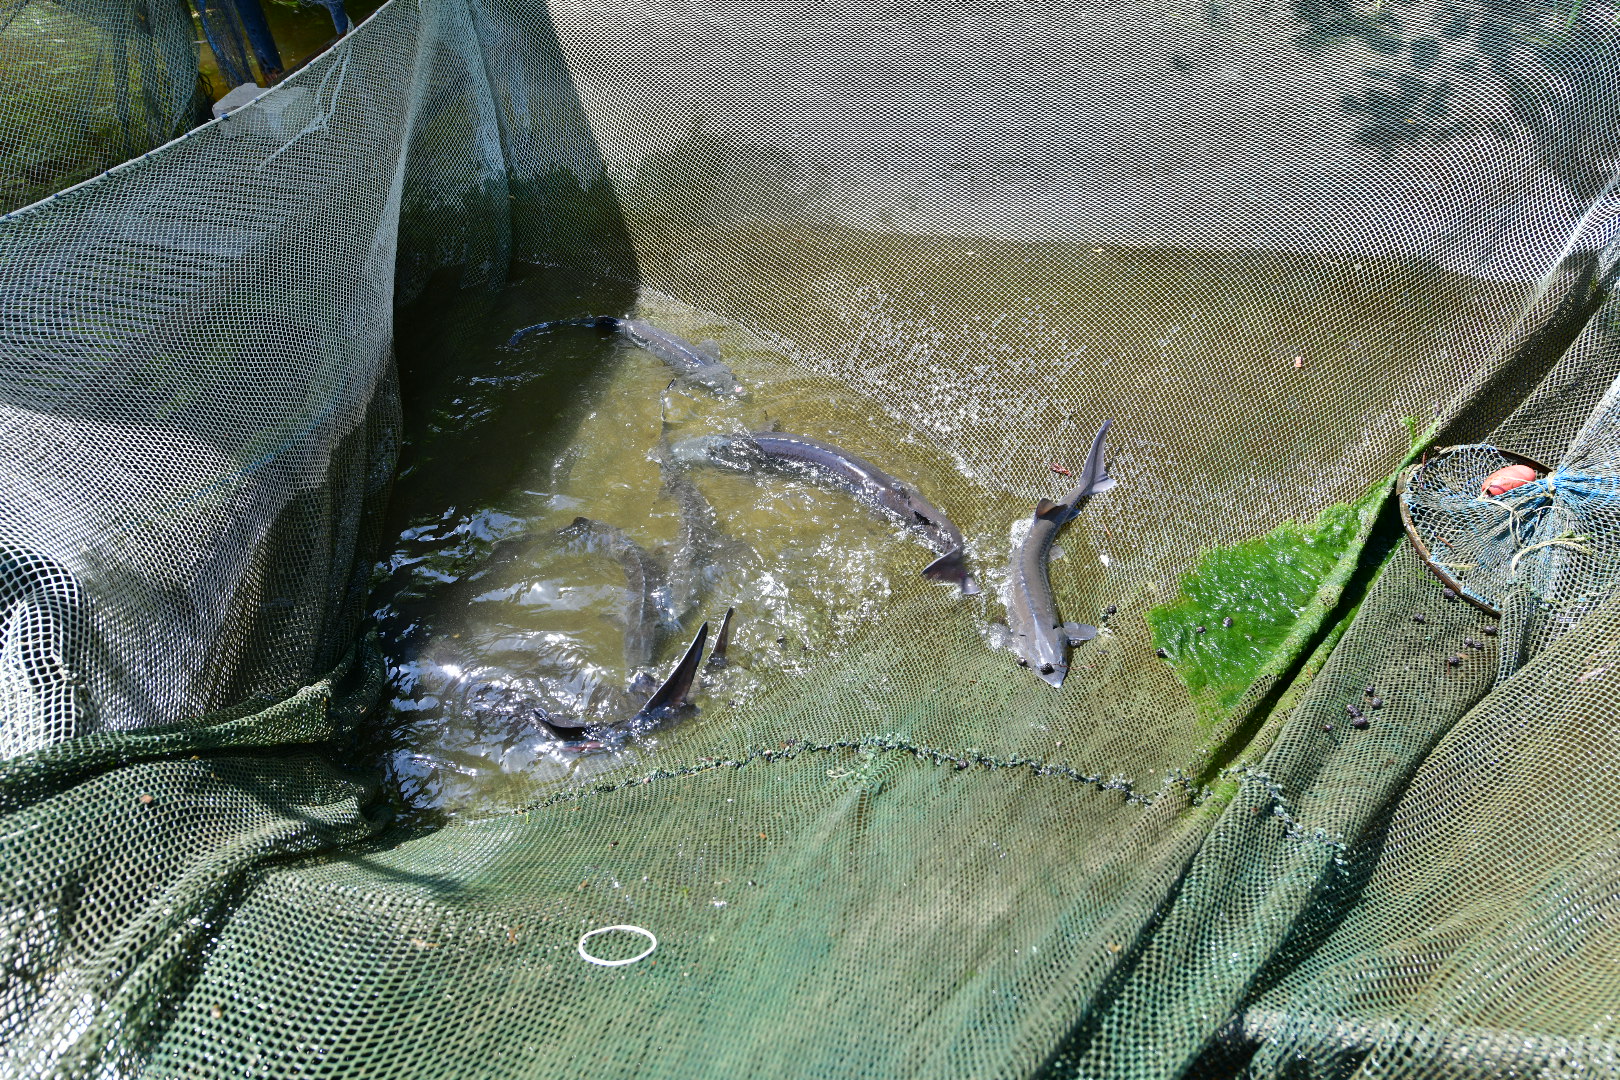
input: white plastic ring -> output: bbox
[577,924,657,967]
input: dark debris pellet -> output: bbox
[1195,625,1206,634]
[1222,616,1233,628]
[1156,647,1168,658]
[1464,638,1483,650]
[1447,655,1462,667]
[954,759,970,770]
[1350,716,1370,729]
[1441,587,1457,601]
[1368,697,1383,709]
[1364,685,1375,696]
[1413,613,1426,624]
[1346,704,1363,718]
[1103,604,1118,616]
[1322,722,1334,733]
[1482,625,1499,637]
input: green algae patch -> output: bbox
[1148,502,1370,721]
[1149,420,1429,725]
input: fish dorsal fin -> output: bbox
[641,621,709,715]
[896,485,936,523]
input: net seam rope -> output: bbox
[502,737,1351,860]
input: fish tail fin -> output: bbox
[640,621,709,716]
[505,317,622,349]
[1074,419,1118,498]
[922,549,979,594]
[504,321,555,348]
[707,606,735,667]
[658,377,681,434]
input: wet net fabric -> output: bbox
[4,0,1620,1077]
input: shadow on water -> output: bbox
[1292,0,1620,203]
[363,4,641,828]
[1284,0,1620,451]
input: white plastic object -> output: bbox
[577,924,657,967]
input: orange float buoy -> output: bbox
[1480,463,1538,497]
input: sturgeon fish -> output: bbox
[671,430,979,594]
[541,520,738,749]
[506,316,748,398]
[561,517,676,692]
[535,617,715,747]
[1007,420,1117,687]
[659,454,741,620]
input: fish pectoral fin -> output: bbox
[1034,498,1078,523]
[658,378,682,431]
[1062,622,1098,646]
[535,710,590,735]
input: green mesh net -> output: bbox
[5,0,1620,1075]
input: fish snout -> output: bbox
[668,434,733,466]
